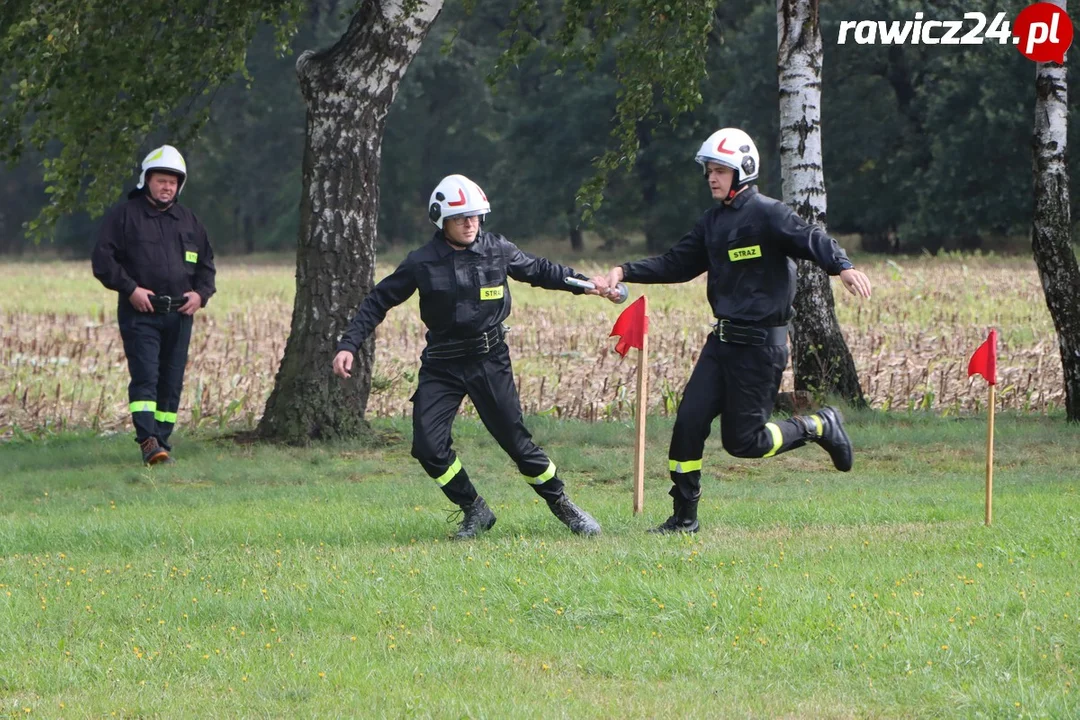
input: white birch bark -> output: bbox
[260,0,445,441]
[1031,0,1079,421]
[777,0,864,405]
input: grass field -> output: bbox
[1,252,1077,717]
[0,251,1066,437]
[1,413,1078,718]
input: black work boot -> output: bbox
[650,494,699,534]
[796,406,853,472]
[546,495,602,536]
[452,496,497,540]
[140,437,169,466]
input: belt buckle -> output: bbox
[716,319,728,343]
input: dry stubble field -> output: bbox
[0,252,1065,437]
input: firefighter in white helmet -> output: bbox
[91,144,216,466]
[333,174,618,539]
[597,128,873,534]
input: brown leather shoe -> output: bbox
[140,437,169,466]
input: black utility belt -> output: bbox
[712,319,788,346]
[426,324,507,360]
[149,295,188,314]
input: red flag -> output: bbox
[967,329,997,385]
[610,295,648,357]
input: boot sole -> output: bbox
[145,451,169,466]
[648,522,700,534]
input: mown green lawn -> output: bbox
[2,412,1077,718]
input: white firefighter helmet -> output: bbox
[695,128,759,187]
[428,174,490,229]
[137,145,188,195]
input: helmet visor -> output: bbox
[445,209,487,220]
[696,156,739,172]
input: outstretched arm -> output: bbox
[770,204,871,298]
[501,236,591,293]
[604,219,708,289]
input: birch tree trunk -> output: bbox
[1031,0,1079,422]
[259,0,444,442]
[777,0,865,407]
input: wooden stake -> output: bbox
[985,383,995,526]
[632,296,649,514]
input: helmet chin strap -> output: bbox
[442,226,471,249]
[727,177,752,201]
[726,170,742,200]
[145,189,174,211]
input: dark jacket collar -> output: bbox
[135,194,181,219]
[431,230,486,257]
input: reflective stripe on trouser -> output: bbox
[668,459,702,474]
[434,457,463,486]
[129,400,158,443]
[411,345,564,501]
[118,301,192,446]
[667,334,797,501]
[441,462,480,507]
[525,461,557,486]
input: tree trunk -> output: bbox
[1032,4,1079,422]
[568,197,583,251]
[259,0,444,443]
[777,0,866,407]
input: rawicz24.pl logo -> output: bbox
[837,2,1073,62]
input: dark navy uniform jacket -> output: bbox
[337,230,587,353]
[92,196,216,305]
[620,186,853,326]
